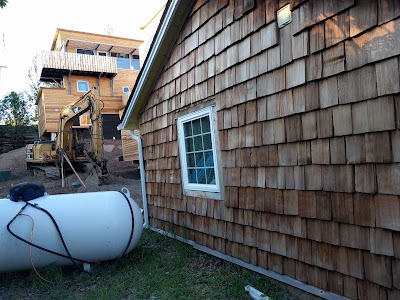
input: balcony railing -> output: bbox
[40,51,118,79]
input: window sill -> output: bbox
[183,189,222,200]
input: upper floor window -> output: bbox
[80,114,91,126]
[111,52,130,69]
[132,56,140,70]
[111,52,140,70]
[177,107,220,193]
[77,48,94,55]
[77,80,89,92]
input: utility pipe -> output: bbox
[130,131,149,229]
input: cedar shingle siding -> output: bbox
[138,1,400,298]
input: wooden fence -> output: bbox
[0,125,39,154]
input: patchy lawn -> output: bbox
[0,229,295,300]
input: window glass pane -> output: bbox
[131,58,140,70]
[77,49,94,55]
[116,57,130,69]
[194,135,203,151]
[196,168,206,184]
[185,137,194,152]
[195,152,204,167]
[188,168,197,183]
[192,118,201,135]
[206,168,215,184]
[112,53,130,69]
[201,116,210,133]
[179,108,218,191]
[203,133,212,150]
[183,122,192,137]
[204,150,214,167]
[77,81,89,92]
[187,153,195,167]
[80,115,91,125]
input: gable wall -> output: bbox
[138,0,400,298]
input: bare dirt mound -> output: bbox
[0,140,143,206]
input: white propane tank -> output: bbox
[0,184,143,273]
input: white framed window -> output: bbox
[277,4,291,28]
[123,86,130,93]
[79,114,91,126]
[131,55,140,70]
[178,107,220,193]
[77,80,89,92]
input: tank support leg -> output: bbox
[83,263,91,272]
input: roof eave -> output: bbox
[118,0,195,131]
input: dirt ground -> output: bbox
[0,139,143,207]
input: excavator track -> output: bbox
[30,165,60,179]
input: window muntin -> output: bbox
[178,107,220,193]
[77,80,89,92]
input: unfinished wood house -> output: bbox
[119,0,400,299]
[36,29,143,160]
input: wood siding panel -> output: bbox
[138,1,400,298]
[338,65,377,105]
[349,0,377,37]
[375,57,400,96]
[325,11,350,48]
[322,43,345,78]
[377,0,400,25]
[345,18,400,70]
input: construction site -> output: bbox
[0,139,142,204]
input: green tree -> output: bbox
[27,54,59,124]
[0,91,32,125]
[28,54,41,102]
[0,0,8,9]
[27,54,41,123]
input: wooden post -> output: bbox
[61,152,65,188]
[62,151,86,188]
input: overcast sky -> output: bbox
[0,0,166,99]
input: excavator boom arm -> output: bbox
[55,88,108,178]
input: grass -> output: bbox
[0,229,294,300]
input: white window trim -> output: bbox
[77,80,89,92]
[79,114,92,126]
[177,106,220,194]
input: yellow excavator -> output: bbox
[26,88,109,184]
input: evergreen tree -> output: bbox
[0,0,8,9]
[0,91,32,125]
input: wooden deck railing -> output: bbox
[40,51,118,74]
